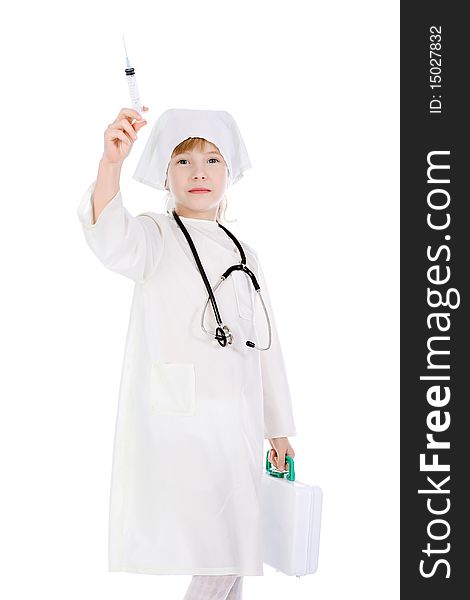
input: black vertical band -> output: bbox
[401,3,469,596]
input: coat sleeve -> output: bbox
[252,251,298,439]
[77,180,164,283]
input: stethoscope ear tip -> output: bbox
[246,340,255,348]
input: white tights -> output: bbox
[182,575,243,600]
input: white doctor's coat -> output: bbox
[77,181,297,576]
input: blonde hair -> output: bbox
[163,137,236,224]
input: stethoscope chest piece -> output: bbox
[215,325,233,347]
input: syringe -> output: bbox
[123,35,145,120]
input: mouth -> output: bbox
[188,188,212,193]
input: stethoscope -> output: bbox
[171,209,272,350]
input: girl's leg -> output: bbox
[226,576,243,600]
[182,575,243,600]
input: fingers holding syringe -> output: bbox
[120,108,149,134]
[136,106,149,120]
[116,106,148,126]
[116,117,139,141]
[133,106,149,131]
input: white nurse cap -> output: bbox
[132,108,252,191]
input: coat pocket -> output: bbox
[150,362,196,416]
[231,271,255,320]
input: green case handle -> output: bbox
[265,450,295,481]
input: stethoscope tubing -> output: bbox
[171,209,272,350]
[200,276,272,350]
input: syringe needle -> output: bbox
[122,34,131,68]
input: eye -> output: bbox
[176,157,220,164]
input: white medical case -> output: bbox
[261,452,323,576]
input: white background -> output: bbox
[0,1,399,598]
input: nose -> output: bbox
[192,172,207,181]
[191,165,208,181]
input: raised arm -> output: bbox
[77,106,164,283]
[77,178,164,283]
[93,106,148,221]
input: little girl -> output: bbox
[77,106,297,599]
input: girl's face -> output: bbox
[166,141,228,220]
